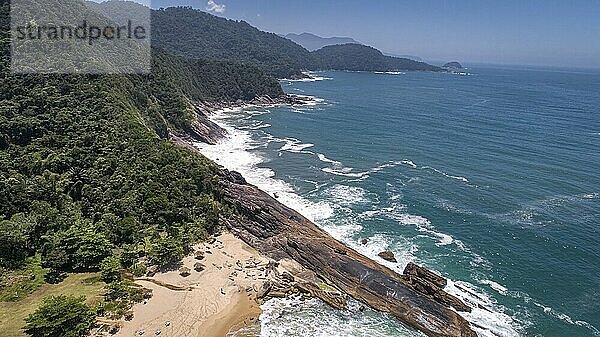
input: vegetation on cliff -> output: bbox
[90,2,444,77]
[0,0,283,329]
[311,44,444,72]
[1,1,460,335]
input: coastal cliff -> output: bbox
[216,169,475,337]
[183,98,477,337]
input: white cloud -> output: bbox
[206,0,226,13]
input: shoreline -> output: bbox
[175,95,479,337]
[114,233,268,337]
[178,93,320,147]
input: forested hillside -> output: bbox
[151,7,313,79]
[90,2,444,77]
[1,0,448,333]
[311,44,444,72]
[285,32,360,51]
[0,0,283,332]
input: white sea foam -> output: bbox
[196,104,526,337]
[323,185,370,206]
[374,71,406,75]
[445,280,524,337]
[422,166,469,183]
[479,274,600,336]
[533,303,600,336]
[389,212,459,247]
[480,279,509,296]
[401,160,418,168]
[246,121,271,130]
[322,167,367,178]
[317,153,342,165]
[389,193,402,201]
[260,296,425,337]
[321,160,408,180]
[279,138,315,153]
[194,110,333,223]
[280,72,333,82]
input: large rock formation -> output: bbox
[443,61,463,69]
[217,169,476,337]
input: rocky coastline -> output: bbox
[176,95,477,337]
[179,94,317,146]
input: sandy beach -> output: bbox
[115,233,269,337]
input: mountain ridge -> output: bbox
[89,2,445,77]
[285,32,361,51]
[311,44,444,72]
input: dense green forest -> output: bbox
[89,2,445,78]
[150,6,313,79]
[311,44,444,72]
[0,0,284,333]
[88,2,312,78]
[1,1,448,334]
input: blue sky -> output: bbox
[146,0,600,68]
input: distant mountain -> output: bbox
[285,32,360,51]
[89,2,313,78]
[150,7,314,78]
[311,44,444,72]
[84,2,445,77]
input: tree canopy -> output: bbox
[23,295,96,337]
[311,44,444,72]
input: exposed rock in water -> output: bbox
[404,262,447,288]
[361,238,368,245]
[295,282,347,310]
[217,170,476,337]
[187,106,228,145]
[378,251,397,263]
[184,94,318,145]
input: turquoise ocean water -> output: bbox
[196,65,600,337]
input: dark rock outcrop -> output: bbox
[378,251,397,263]
[185,94,317,145]
[257,281,273,299]
[218,170,475,337]
[402,263,469,312]
[187,107,228,145]
[404,262,447,288]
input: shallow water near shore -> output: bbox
[196,66,600,337]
